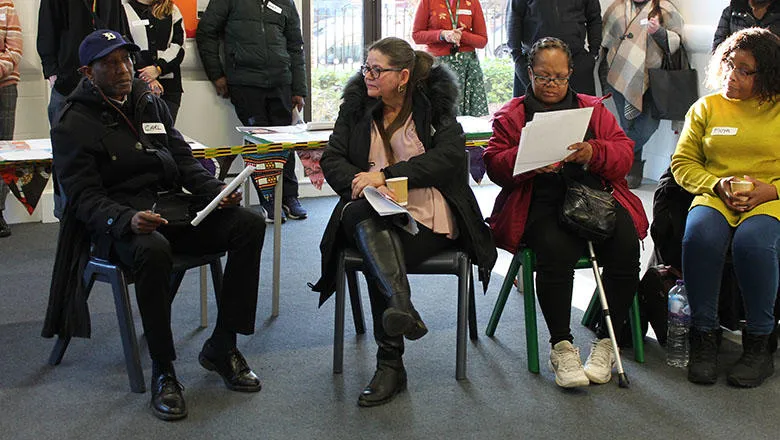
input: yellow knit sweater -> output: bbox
[671,92,780,226]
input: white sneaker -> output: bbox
[549,341,590,388]
[584,338,616,384]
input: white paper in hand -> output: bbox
[513,107,594,176]
[363,186,418,235]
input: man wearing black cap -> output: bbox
[48,29,267,421]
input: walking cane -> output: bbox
[587,241,630,388]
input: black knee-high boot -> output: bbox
[353,218,427,340]
[358,278,407,407]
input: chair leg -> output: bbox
[198,266,208,329]
[486,250,523,336]
[48,336,71,366]
[521,249,540,374]
[455,254,470,380]
[109,268,146,393]
[629,294,645,363]
[333,253,346,375]
[346,271,365,335]
[580,288,601,327]
[468,270,477,341]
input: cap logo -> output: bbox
[103,32,117,40]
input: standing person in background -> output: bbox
[0,0,21,238]
[601,0,684,189]
[713,0,780,51]
[37,0,129,220]
[123,0,185,123]
[197,0,308,223]
[37,0,129,125]
[506,0,602,97]
[412,0,490,117]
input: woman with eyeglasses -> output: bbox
[671,27,780,388]
[483,37,648,389]
[601,0,684,188]
[411,0,489,116]
[310,37,496,407]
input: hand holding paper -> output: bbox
[513,107,594,176]
[191,165,255,226]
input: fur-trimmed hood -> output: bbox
[341,62,460,125]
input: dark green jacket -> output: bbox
[196,0,307,96]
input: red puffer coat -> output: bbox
[483,94,649,253]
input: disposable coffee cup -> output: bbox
[730,180,754,194]
[385,177,408,206]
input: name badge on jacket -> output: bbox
[143,123,166,135]
[266,2,282,14]
[711,127,738,136]
[456,9,472,15]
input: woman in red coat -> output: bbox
[412,0,489,116]
[483,37,648,389]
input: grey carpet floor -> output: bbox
[1,184,779,440]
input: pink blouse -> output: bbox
[368,115,458,238]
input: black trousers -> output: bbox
[217,84,298,198]
[513,49,597,97]
[340,199,454,359]
[522,200,639,345]
[111,207,265,362]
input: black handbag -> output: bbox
[559,176,617,243]
[648,43,699,121]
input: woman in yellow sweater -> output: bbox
[671,27,780,388]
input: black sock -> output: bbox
[152,360,176,378]
[208,326,237,353]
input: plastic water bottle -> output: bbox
[667,280,691,367]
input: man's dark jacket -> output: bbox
[43,78,223,339]
[713,0,780,51]
[196,0,307,97]
[310,65,497,305]
[507,0,602,60]
[37,0,129,96]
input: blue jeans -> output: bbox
[682,206,780,334]
[606,85,660,159]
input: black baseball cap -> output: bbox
[79,29,140,66]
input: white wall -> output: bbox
[5,0,727,225]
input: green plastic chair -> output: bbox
[485,247,645,373]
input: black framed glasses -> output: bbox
[530,70,571,87]
[722,60,757,80]
[360,64,403,79]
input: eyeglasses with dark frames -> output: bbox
[722,60,757,80]
[530,70,571,87]
[360,64,404,79]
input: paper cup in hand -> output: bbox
[730,180,754,194]
[385,177,408,206]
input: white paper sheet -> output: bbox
[512,107,594,176]
[190,165,255,226]
[363,186,418,235]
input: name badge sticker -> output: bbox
[142,123,166,135]
[711,127,738,136]
[266,2,283,14]
[456,9,472,15]
[132,19,150,27]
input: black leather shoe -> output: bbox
[0,214,10,238]
[150,372,187,421]
[358,359,407,407]
[199,341,262,392]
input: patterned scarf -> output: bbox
[602,0,683,118]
